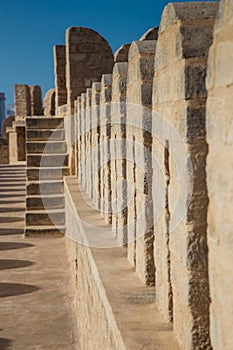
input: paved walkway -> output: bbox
[0,164,78,350]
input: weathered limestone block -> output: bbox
[91,83,101,210]
[14,84,31,117]
[126,40,156,286]
[66,27,114,115]
[44,88,55,116]
[100,74,112,224]
[152,2,218,348]
[54,45,67,112]
[140,27,159,41]
[206,0,233,349]
[114,44,131,62]
[111,62,128,245]
[30,85,43,116]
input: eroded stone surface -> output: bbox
[152,2,218,348]
[206,0,233,349]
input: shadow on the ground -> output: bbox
[0,176,26,182]
[0,194,25,198]
[0,208,25,213]
[0,242,34,251]
[0,259,34,270]
[0,338,12,350]
[0,217,24,223]
[0,228,24,236]
[0,283,40,297]
[0,201,25,205]
[0,189,25,193]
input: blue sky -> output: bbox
[0,0,218,105]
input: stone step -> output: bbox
[26,129,65,141]
[27,153,68,167]
[27,180,63,195]
[25,209,65,226]
[26,117,64,129]
[26,141,67,154]
[24,225,65,237]
[26,194,65,210]
[26,167,70,181]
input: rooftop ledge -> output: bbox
[64,175,180,350]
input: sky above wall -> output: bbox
[0,0,218,105]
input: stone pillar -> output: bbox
[100,74,112,223]
[152,2,218,347]
[80,93,86,190]
[91,83,101,210]
[8,130,18,164]
[54,45,67,112]
[206,0,233,348]
[44,88,55,116]
[14,84,31,117]
[111,62,128,245]
[126,40,156,285]
[66,27,114,115]
[76,96,82,182]
[30,85,43,116]
[85,89,92,197]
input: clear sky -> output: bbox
[0,0,218,105]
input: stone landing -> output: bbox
[0,164,78,350]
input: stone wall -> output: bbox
[152,3,218,348]
[206,0,233,348]
[64,176,180,350]
[70,2,233,348]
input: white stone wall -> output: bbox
[62,2,233,348]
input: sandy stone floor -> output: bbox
[0,164,78,350]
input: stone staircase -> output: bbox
[25,117,70,236]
